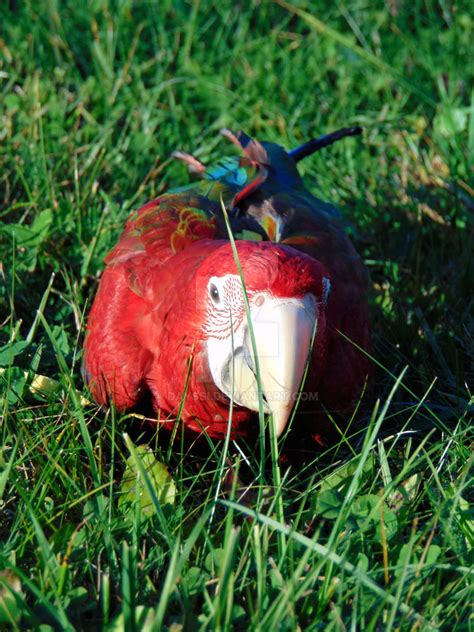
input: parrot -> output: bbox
[83,126,371,444]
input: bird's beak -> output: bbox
[229,295,317,436]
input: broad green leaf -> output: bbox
[119,445,176,517]
[394,543,418,579]
[0,341,29,367]
[31,208,54,237]
[351,494,380,521]
[350,494,398,541]
[434,106,468,137]
[204,548,226,573]
[315,489,344,520]
[318,455,374,493]
[357,553,369,572]
[0,366,27,405]
[0,209,53,271]
[425,545,442,566]
[51,326,70,358]
[186,566,210,596]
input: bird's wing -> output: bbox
[105,194,219,266]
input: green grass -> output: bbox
[0,1,473,629]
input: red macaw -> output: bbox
[84,127,371,443]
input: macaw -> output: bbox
[83,127,371,443]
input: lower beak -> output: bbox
[230,295,317,436]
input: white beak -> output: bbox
[223,294,317,436]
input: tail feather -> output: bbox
[220,128,269,165]
[289,126,362,162]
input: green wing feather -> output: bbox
[105,194,219,265]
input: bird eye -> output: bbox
[209,283,220,304]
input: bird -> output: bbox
[83,126,371,444]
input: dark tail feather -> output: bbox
[289,126,363,162]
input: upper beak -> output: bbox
[228,295,317,436]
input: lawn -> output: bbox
[0,1,472,630]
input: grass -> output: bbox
[0,0,473,629]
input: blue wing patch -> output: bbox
[205,157,248,186]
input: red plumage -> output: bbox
[84,128,371,442]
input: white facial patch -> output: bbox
[205,287,318,430]
[204,274,249,401]
[204,274,247,338]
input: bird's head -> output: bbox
[190,241,331,436]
